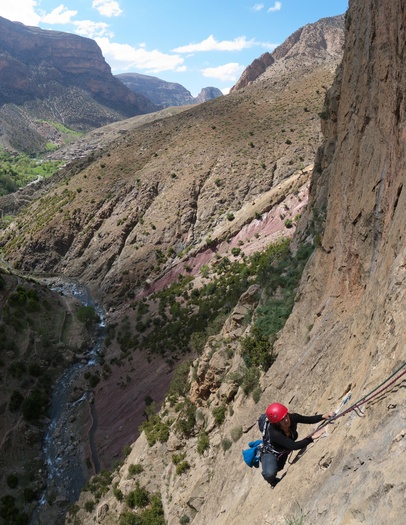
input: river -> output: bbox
[30,279,105,525]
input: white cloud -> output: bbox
[268,2,282,13]
[0,1,40,25]
[96,38,185,73]
[173,35,257,53]
[252,3,265,11]
[258,41,279,51]
[41,5,77,25]
[73,20,112,39]
[201,63,245,82]
[92,0,122,18]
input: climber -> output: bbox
[259,402,334,487]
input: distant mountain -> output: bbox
[232,14,345,91]
[116,72,223,108]
[0,16,158,153]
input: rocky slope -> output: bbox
[0,16,157,153]
[0,63,335,308]
[66,1,406,524]
[116,72,223,108]
[232,14,345,91]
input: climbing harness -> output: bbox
[245,362,406,469]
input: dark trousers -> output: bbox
[261,452,287,485]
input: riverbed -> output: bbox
[30,279,105,525]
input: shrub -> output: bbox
[230,426,243,442]
[6,474,19,489]
[113,486,124,501]
[221,438,232,451]
[76,305,99,327]
[9,390,24,412]
[140,407,171,446]
[175,400,196,437]
[23,487,37,502]
[212,404,226,426]
[166,361,191,405]
[241,328,275,371]
[136,494,165,525]
[180,515,191,524]
[176,460,190,475]
[128,464,144,477]
[126,483,150,509]
[84,500,95,513]
[252,387,262,403]
[197,431,210,455]
[22,388,48,421]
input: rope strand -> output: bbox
[309,361,406,438]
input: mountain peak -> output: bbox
[231,14,345,91]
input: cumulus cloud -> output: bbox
[73,20,113,39]
[96,38,185,73]
[201,63,245,82]
[92,0,122,18]
[173,35,278,54]
[252,3,265,11]
[268,1,282,12]
[41,5,77,25]
[0,1,40,25]
[173,35,257,53]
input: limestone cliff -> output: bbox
[232,14,345,91]
[70,1,405,524]
[0,16,157,153]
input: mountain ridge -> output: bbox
[0,15,158,153]
[116,72,223,108]
[232,14,345,91]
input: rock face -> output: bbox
[232,14,345,91]
[0,16,158,152]
[68,1,406,524]
[116,72,223,108]
[194,86,223,104]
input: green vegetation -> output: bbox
[0,495,29,524]
[84,470,113,501]
[126,483,150,509]
[172,453,190,476]
[0,148,63,196]
[139,402,172,446]
[119,493,165,525]
[76,305,99,327]
[241,241,314,371]
[212,404,227,426]
[197,431,210,455]
[128,464,144,477]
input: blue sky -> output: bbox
[0,1,348,96]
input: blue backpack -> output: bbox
[242,414,269,468]
[242,439,263,468]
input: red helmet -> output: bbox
[266,403,288,423]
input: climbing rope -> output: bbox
[286,361,406,464]
[310,360,406,438]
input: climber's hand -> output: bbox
[312,428,327,441]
